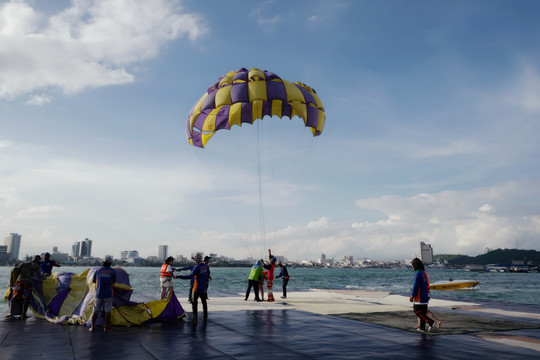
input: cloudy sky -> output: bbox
[1,0,539,262]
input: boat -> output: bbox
[430,279,480,290]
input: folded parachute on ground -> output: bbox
[4,267,185,326]
[186,67,326,148]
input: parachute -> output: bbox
[4,268,185,326]
[186,67,325,148]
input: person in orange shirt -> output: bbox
[160,257,178,300]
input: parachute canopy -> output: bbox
[4,268,185,326]
[186,67,325,148]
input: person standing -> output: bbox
[276,262,290,299]
[245,260,263,302]
[203,256,212,298]
[89,256,116,332]
[8,255,42,319]
[415,270,442,329]
[264,249,277,302]
[177,253,210,323]
[409,258,435,332]
[40,252,61,276]
[160,256,177,300]
[258,266,267,301]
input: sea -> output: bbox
[1,266,539,314]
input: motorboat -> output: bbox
[430,279,480,290]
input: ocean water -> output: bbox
[1,266,539,313]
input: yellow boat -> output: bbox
[430,280,480,290]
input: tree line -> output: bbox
[435,248,540,266]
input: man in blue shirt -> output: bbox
[409,258,435,332]
[89,256,116,332]
[40,252,61,276]
[178,253,210,323]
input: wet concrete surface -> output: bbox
[1,307,539,359]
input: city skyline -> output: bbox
[3,228,536,263]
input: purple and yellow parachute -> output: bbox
[186,67,325,148]
[4,268,185,326]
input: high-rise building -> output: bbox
[5,233,21,261]
[420,242,433,264]
[72,242,81,258]
[80,238,93,258]
[0,245,8,263]
[158,245,168,262]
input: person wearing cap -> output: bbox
[8,255,43,319]
[177,252,210,323]
[160,256,177,300]
[276,261,290,299]
[263,249,277,302]
[40,252,61,277]
[89,256,116,332]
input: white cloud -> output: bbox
[505,63,540,113]
[138,182,540,262]
[0,140,13,149]
[307,217,328,229]
[16,205,64,219]
[25,94,52,105]
[347,183,540,258]
[0,0,207,101]
[256,15,281,25]
[479,203,493,212]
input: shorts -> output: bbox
[12,280,33,301]
[160,277,173,288]
[93,297,114,313]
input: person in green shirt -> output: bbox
[245,260,263,302]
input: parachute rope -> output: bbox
[257,121,267,258]
[185,68,325,259]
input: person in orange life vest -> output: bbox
[160,256,178,300]
[263,249,276,301]
[177,252,210,323]
[409,258,435,332]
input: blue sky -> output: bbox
[1,0,540,262]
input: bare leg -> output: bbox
[89,312,98,332]
[259,283,265,300]
[428,310,442,328]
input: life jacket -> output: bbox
[160,264,172,278]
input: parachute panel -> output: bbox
[215,85,232,108]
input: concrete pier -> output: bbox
[1,290,539,359]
